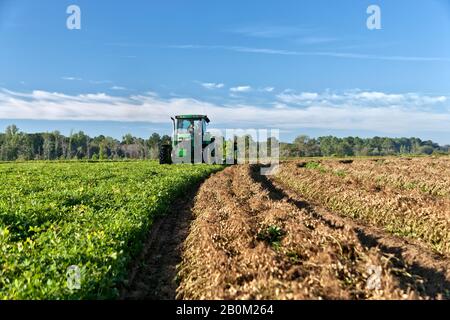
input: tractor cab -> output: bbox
[173,115,210,142]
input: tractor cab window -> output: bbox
[177,118,204,134]
[177,119,194,132]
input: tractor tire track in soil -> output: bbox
[120,184,200,300]
[176,164,450,300]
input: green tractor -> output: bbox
[159,115,215,164]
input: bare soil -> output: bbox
[266,169,450,299]
[176,165,450,300]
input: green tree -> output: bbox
[99,143,107,160]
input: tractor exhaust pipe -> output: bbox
[170,117,176,137]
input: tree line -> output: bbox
[0,125,171,161]
[280,135,449,158]
[0,125,448,161]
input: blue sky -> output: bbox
[1,0,450,143]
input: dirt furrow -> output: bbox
[264,167,450,299]
[176,165,437,300]
[120,184,200,300]
[276,161,450,255]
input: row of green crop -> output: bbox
[0,161,222,299]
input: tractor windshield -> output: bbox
[177,119,194,132]
[177,119,203,134]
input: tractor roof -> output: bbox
[175,115,210,123]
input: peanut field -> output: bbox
[0,161,222,299]
[1,157,449,300]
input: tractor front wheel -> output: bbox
[159,144,172,164]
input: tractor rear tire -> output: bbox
[159,145,172,164]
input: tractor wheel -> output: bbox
[159,145,172,164]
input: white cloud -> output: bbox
[0,89,449,137]
[200,82,225,90]
[355,91,404,101]
[296,37,339,45]
[277,90,448,108]
[273,103,288,109]
[90,80,113,85]
[168,44,450,62]
[230,26,312,39]
[62,77,82,81]
[262,87,275,92]
[278,92,319,103]
[296,37,338,44]
[111,86,127,91]
[229,46,298,56]
[230,86,252,93]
